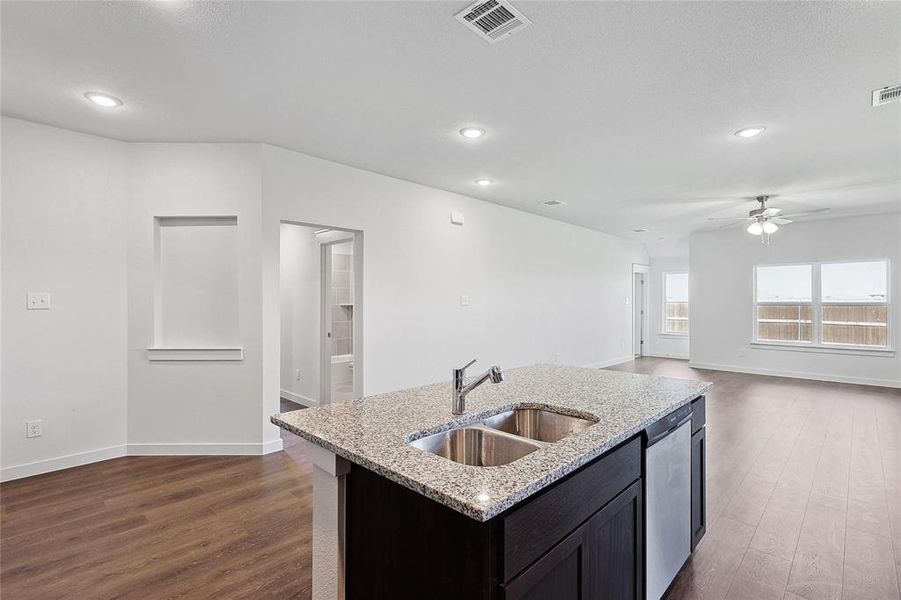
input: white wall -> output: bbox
[1,118,129,479]
[647,257,690,359]
[126,143,271,454]
[2,117,648,477]
[261,144,648,441]
[690,214,901,387]
[279,223,321,404]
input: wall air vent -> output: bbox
[455,0,531,45]
[872,84,901,106]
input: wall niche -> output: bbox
[147,216,243,361]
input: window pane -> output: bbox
[664,273,689,333]
[821,261,887,303]
[821,261,887,347]
[756,265,811,302]
[755,266,812,343]
[757,304,812,343]
[664,273,688,302]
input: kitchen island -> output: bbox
[272,364,711,600]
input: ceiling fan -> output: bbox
[707,195,829,244]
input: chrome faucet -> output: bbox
[452,359,504,415]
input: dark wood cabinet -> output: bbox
[505,479,643,600]
[691,426,706,550]
[505,524,590,600]
[587,479,643,600]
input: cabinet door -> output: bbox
[691,427,706,550]
[587,479,643,600]
[505,523,589,600]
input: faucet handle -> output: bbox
[459,358,477,372]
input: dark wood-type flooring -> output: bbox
[2,364,900,599]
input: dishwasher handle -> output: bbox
[644,404,693,447]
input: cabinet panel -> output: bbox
[691,427,706,550]
[504,437,640,580]
[505,524,589,600]
[691,396,706,434]
[588,479,643,600]
[346,465,500,600]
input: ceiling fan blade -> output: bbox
[706,216,753,221]
[762,207,783,217]
[778,207,830,219]
[771,217,792,225]
[717,220,749,230]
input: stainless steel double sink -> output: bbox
[409,407,598,467]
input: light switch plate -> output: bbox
[450,211,465,226]
[26,292,51,310]
[460,295,470,306]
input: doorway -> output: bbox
[279,222,363,407]
[632,264,649,357]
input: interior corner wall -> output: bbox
[647,257,690,359]
[690,213,901,387]
[126,143,270,454]
[1,118,129,480]
[2,117,651,478]
[260,143,649,423]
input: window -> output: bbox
[663,272,689,334]
[755,265,812,343]
[821,261,888,347]
[753,260,889,349]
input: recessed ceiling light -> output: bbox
[632,228,648,233]
[734,126,766,138]
[541,200,566,206]
[460,127,485,139]
[475,178,493,186]
[84,92,123,108]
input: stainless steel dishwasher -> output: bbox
[645,404,693,600]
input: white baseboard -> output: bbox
[583,355,635,369]
[281,388,318,407]
[0,444,127,482]
[688,361,901,389]
[643,352,690,360]
[127,441,283,456]
[262,438,285,454]
[1,439,286,482]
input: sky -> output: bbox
[756,262,887,303]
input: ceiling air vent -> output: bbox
[455,0,531,45]
[541,200,566,207]
[872,84,901,107]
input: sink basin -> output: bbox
[409,427,541,466]
[481,408,597,443]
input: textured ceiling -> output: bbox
[2,1,899,242]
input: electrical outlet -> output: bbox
[26,420,42,438]
[295,369,302,382]
[26,292,51,310]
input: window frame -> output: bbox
[661,271,689,337]
[751,259,892,353]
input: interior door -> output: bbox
[319,243,332,404]
[633,273,646,357]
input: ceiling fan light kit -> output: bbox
[740,194,830,244]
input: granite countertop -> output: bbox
[271,364,712,521]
